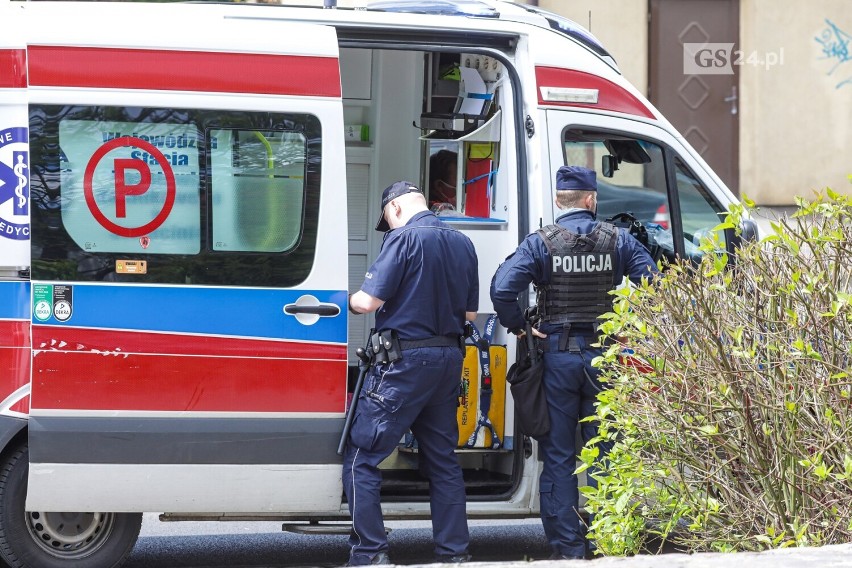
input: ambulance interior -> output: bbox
[341,46,522,500]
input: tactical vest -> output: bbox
[534,222,618,327]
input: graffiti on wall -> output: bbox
[815,18,852,89]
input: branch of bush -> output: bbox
[580,188,852,556]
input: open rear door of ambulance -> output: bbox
[23,2,348,515]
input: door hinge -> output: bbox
[524,115,535,138]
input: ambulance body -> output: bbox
[0,1,751,566]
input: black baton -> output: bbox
[337,347,371,456]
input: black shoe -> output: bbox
[436,553,472,563]
[345,551,391,566]
[548,552,586,561]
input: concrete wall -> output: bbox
[739,0,852,204]
[536,0,649,96]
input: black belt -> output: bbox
[538,335,600,353]
[399,335,463,351]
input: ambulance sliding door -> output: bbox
[24,2,348,513]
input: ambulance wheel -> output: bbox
[0,443,142,568]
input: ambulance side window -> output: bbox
[29,105,322,287]
[210,129,307,253]
[56,116,202,256]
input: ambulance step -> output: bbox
[397,446,511,454]
[282,522,351,535]
[282,522,390,535]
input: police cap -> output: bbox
[556,165,597,192]
[375,180,423,232]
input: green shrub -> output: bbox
[580,190,852,555]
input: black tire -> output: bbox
[0,443,142,568]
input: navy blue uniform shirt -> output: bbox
[490,209,658,334]
[361,211,478,340]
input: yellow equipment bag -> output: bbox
[457,344,506,448]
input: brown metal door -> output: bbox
[650,0,739,193]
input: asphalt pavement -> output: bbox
[132,513,852,567]
[451,543,852,567]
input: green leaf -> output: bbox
[713,221,735,231]
[813,463,832,480]
[614,490,634,514]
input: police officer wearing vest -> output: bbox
[345,181,479,566]
[490,165,658,560]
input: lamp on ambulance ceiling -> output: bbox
[539,86,599,104]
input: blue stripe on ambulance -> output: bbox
[0,281,30,320]
[31,283,347,344]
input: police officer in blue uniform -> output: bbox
[490,166,658,560]
[345,180,479,566]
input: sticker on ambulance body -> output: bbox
[0,127,30,243]
[59,120,201,255]
[32,284,74,323]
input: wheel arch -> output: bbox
[0,416,27,464]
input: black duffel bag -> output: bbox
[506,325,550,439]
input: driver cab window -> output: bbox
[561,128,727,263]
[673,158,728,253]
[563,132,666,227]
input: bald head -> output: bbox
[382,191,429,230]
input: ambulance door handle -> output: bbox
[284,305,340,316]
[284,295,341,326]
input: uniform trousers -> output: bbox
[343,346,469,565]
[537,333,608,558]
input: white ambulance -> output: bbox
[0,0,756,566]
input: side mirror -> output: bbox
[728,218,760,267]
[739,218,760,242]
[601,154,619,178]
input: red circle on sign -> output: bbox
[84,136,177,238]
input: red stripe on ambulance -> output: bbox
[536,66,655,119]
[27,46,342,97]
[32,326,345,360]
[30,326,344,413]
[0,49,26,88]
[9,397,29,415]
[0,321,30,405]
[32,352,343,413]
